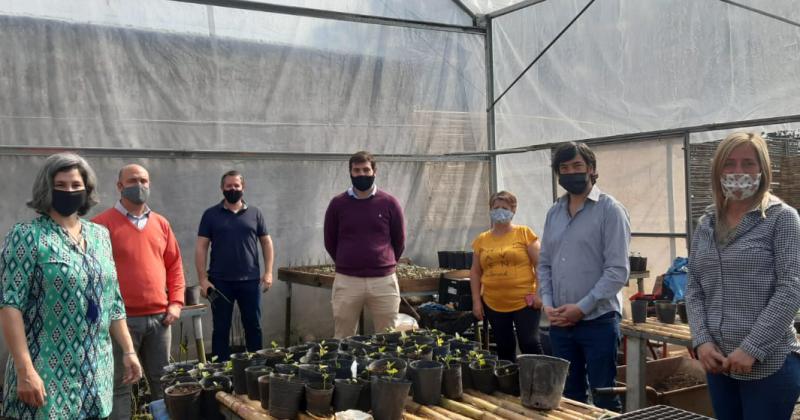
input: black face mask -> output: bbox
[351,175,375,192]
[223,189,243,204]
[558,172,589,195]
[52,189,87,217]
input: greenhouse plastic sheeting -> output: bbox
[492,0,800,148]
[0,5,487,154]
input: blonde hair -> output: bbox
[710,132,772,217]
[489,190,517,212]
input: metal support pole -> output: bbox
[683,133,694,250]
[665,139,677,260]
[484,18,498,194]
[625,336,648,411]
[284,281,292,346]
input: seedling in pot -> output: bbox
[454,332,469,343]
[271,340,279,349]
[436,336,445,347]
[439,353,460,369]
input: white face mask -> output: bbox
[720,173,761,200]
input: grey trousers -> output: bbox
[110,313,171,420]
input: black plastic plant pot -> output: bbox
[374,331,402,345]
[631,300,648,324]
[356,378,371,412]
[274,363,299,375]
[495,363,520,396]
[431,344,450,359]
[268,373,306,420]
[305,382,334,417]
[469,360,497,395]
[441,364,463,400]
[335,357,357,380]
[245,366,272,401]
[409,360,443,406]
[677,302,688,324]
[655,300,677,324]
[437,251,448,268]
[518,354,570,410]
[165,382,202,420]
[448,251,466,270]
[344,335,373,352]
[333,378,364,412]
[184,285,201,306]
[256,348,286,368]
[402,346,433,362]
[298,363,332,385]
[162,362,195,376]
[448,339,481,354]
[472,350,498,361]
[458,358,474,390]
[368,358,408,379]
[258,374,271,411]
[199,376,231,420]
[370,375,412,420]
[231,353,261,395]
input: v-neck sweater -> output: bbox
[93,208,185,316]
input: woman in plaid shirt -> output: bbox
[686,132,800,420]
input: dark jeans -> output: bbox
[549,311,621,412]
[706,352,800,420]
[484,303,543,362]
[211,278,263,360]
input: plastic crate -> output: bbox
[613,404,712,419]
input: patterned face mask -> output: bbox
[720,173,761,200]
[490,208,514,224]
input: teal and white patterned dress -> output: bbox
[0,216,126,419]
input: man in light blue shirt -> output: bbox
[538,142,630,412]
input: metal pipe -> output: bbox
[170,0,485,34]
[484,18,498,194]
[490,0,597,110]
[631,232,687,238]
[486,0,549,19]
[444,113,800,157]
[450,0,478,22]
[0,145,488,162]
[719,0,800,30]
[683,132,694,250]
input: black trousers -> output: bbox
[484,303,543,362]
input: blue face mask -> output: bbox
[490,208,514,224]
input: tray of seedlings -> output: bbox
[203,329,615,420]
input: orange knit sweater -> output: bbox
[93,208,185,316]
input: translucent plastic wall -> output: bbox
[493,0,800,297]
[0,0,488,359]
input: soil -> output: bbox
[167,383,201,396]
[291,264,447,280]
[652,372,704,392]
[792,402,800,420]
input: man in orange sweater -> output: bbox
[93,164,185,420]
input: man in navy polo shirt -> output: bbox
[324,151,406,338]
[195,170,274,360]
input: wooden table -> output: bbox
[620,317,692,412]
[179,304,209,363]
[277,267,441,346]
[216,389,617,420]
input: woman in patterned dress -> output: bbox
[686,132,800,419]
[0,153,142,419]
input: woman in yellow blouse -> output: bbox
[470,191,543,362]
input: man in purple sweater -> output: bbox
[324,151,406,338]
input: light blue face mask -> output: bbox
[490,208,514,224]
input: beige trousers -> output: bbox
[331,272,401,338]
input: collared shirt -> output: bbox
[537,186,631,320]
[114,200,151,230]
[346,185,378,199]
[198,200,268,281]
[686,196,800,380]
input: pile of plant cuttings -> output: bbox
[290,263,448,280]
